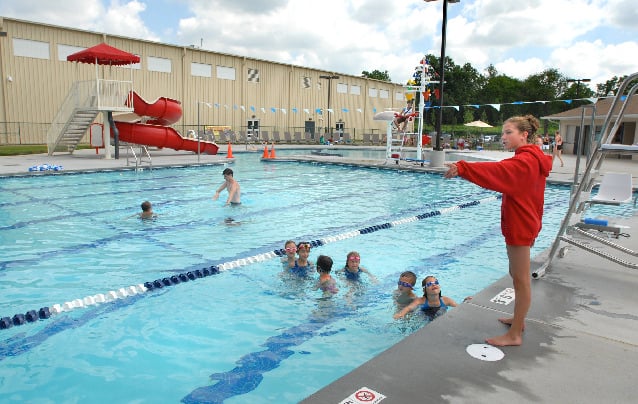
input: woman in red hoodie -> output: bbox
[444,115,552,346]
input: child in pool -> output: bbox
[139,201,157,220]
[394,271,417,307]
[393,276,458,320]
[288,241,315,276]
[314,255,338,295]
[336,251,377,283]
[281,240,297,268]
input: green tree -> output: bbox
[361,69,391,82]
[595,75,628,97]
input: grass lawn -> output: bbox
[0,144,92,156]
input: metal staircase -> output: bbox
[47,79,134,155]
[533,73,638,277]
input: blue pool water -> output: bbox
[1,149,635,403]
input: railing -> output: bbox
[97,79,134,111]
[125,144,152,170]
[45,80,134,153]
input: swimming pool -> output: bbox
[1,150,635,403]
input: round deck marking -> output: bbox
[466,344,505,361]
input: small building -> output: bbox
[543,95,638,160]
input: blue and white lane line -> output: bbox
[0,195,500,330]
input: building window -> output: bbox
[217,66,236,80]
[379,89,389,99]
[148,56,172,73]
[350,85,361,95]
[336,83,348,94]
[395,92,404,101]
[57,44,85,61]
[191,62,212,77]
[368,87,378,98]
[13,38,50,60]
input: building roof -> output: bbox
[543,94,638,121]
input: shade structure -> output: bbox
[464,120,493,128]
[66,43,140,65]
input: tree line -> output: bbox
[363,55,634,135]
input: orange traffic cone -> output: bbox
[269,143,276,159]
[227,142,234,158]
[262,145,269,159]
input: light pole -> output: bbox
[319,75,339,135]
[197,101,211,162]
[566,78,591,98]
[424,0,460,156]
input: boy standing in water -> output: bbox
[213,168,241,205]
[444,114,552,346]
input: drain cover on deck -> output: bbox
[466,344,504,361]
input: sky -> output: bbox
[4,0,638,91]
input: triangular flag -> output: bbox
[261,107,266,113]
[281,108,287,114]
[316,108,322,114]
[356,108,362,113]
[270,107,277,113]
[250,106,255,112]
[240,105,245,111]
[292,108,298,113]
[214,103,220,108]
[327,108,334,113]
[373,107,377,113]
[303,108,309,114]
[487,104,501,111]
[341,108,349,113]
[233,105,238,110]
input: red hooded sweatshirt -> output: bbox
[455,144,553,246]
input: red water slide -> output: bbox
[113,92,219,155]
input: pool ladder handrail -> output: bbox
[533,72,638,278]
[124,143,152,170]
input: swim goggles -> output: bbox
[397,281,414,289]
[424,280,440,288]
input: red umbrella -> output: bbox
[66,42,140,65]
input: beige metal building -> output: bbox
[0,16,407,146]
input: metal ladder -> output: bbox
[533,73,638,277]
[124,143,152,170]
[387,125,407,164]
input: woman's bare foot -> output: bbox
[498,317,525,331]
[486,332,522,347]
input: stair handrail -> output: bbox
[46,81,99,154]
[534,74,638,277]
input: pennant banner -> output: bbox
[201,96,599,117]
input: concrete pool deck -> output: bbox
[1,145,637,403]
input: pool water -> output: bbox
[0,150,635,403]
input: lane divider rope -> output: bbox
[0,195,499,330]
